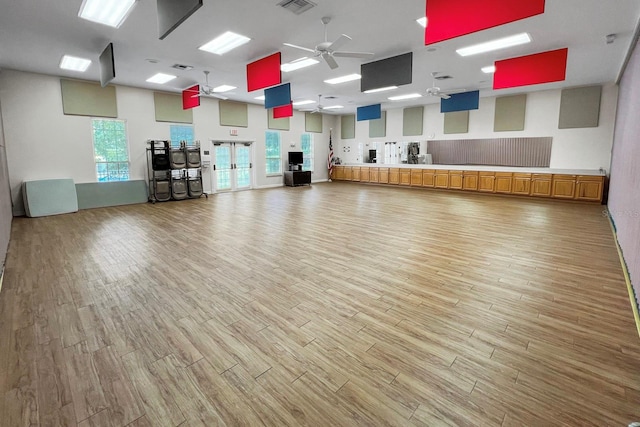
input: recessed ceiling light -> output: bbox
[281,57,320,72]
[59,55,92,72]
[456,33,531,57]
[364,86,398,94]
[78,0,137,28]
[292,100,315,106]
[482,65,496,74]
[324,74,361,85]
[417,17,427,28]
[388,93,422,101]
[213,85,236,93]
[146,73,176,84]
[323,105,344,110]
[199,31,251,55]
[255,95,265,100]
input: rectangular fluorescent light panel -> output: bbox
[146,73,176,84]
[324,74,361,84]
[60,55,92,72]
[78,0,137,28]
[293,100,315,106]
[213,85,236,93]
[364,86,397,94]
[456,33,531,57]
[255,95,265,100]
[482,65,497,73]
[417,17,427,28]
[281,57,319,72]
[199,31,251,55]
[388,93,422,101]
[324,105,344,110]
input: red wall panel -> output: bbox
[247,52,282,92]
[273,103,293,119]
[425,0,545,45]
[182,85,200,109]
[493,48,568,90]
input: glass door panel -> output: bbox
[214,144,232,191]
[235,145,251,189]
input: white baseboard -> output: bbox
[0,265,4,293]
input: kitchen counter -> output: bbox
[341,163,605,176]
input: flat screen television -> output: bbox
[288,151,303,165]
[99,43,115,87]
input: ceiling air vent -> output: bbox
[172,64,194,71]
[434,75,453,80]
[277,0,317,15]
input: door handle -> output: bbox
[213,165,216,171]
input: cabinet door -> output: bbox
[334,166,344,180]
[512,173,531,195]
[352,167,361,182]
[344,166,353,181]
[400,170,411,186]
[379,168,389,184]
[410,170,423,186]
[495,173,513,193]
[462,172,478,191]
[370,167,379,183]
[478,174,495,192]
[552,175,576,199]
[531,175,552,197]
[449,171,463,189]
[389,168,400,185]
[575,176,603,202]
[422,170,435,187]
[434,171,449,188]
[360,167,370,183]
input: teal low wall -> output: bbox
[76,180,148,210]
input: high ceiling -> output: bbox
[0,0,639,114]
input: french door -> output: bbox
[212,142,253,192]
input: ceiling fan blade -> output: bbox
[440,94,451,100]
[323,54,339,70]
[333,51,375,59]
[328,34,351,52]
[283,43,316,53]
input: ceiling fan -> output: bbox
[184,71,229,100]
[426,72,466,99]
[283,17,374,70]
[300,94,325,113]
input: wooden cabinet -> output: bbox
[360,167,370,182]
[478,172,495,192]
[575,175,603,202]
[344,166,353,181]
[531,174,552,197]
[352,167,361,182]
[378,167,389,184]
[369,167,379,183]
[410,169,423,186]
[462,171,479,191]
[399,169,411,186]
[512,173,532,195]
[334,166,345,181]
[422,170,435,188]
[434,170,449,188]
[552,174,576,199]
[449,170,463,189]
[389,168,400,185]
[495,172,513,194]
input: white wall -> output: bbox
[0,93,12,268]
[0,70,337,215]
[336,85,618,171]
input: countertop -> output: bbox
[339,164,605,176]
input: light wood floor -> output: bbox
[1,182,639,426]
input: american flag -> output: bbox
[327,130,334,178]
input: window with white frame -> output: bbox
[92,119,129,182]
[265,131,282,175]
[301,133,314,172]
[170,124,194,148]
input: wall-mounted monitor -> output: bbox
[99,43,115,87]
[361,52,413,92]
[157,0,203,40]
[288,151,303,165]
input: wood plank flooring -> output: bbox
[1,182,639,426]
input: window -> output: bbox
[92,119,129,182]
[265,131,281,175]
[169,124,194,148]
[301,133,314,172]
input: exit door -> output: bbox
[212,142,253,192]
